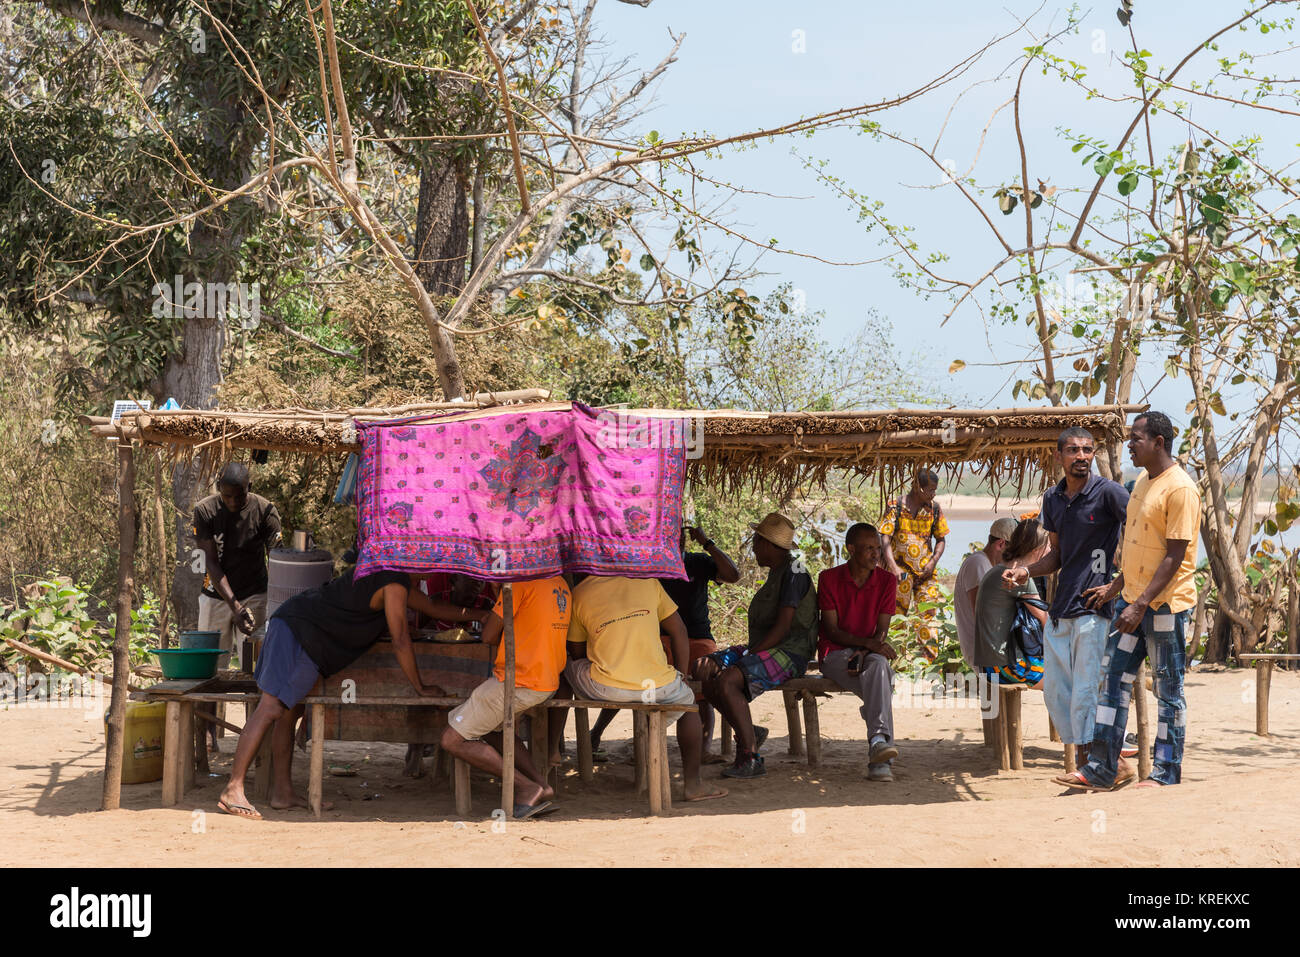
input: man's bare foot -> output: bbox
[516,780,550,806]
[684,780,729,802]
[548,752,564,767]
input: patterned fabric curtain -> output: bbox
[354,403,688,581]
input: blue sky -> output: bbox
[596,1,1296,427]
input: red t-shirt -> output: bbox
[816,564,897,660]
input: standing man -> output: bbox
[817,523,900,781]
[192,462,282,670]
[1002,428,1129,764]
[954,518,1017,668]
[1054,412,1201,791]
[879,470,949,655]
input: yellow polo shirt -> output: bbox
[1120,465,1201,613]
[567,576,678,691]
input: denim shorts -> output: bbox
[254,617,322,709]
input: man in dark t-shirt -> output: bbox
[216,567,488,820]
[191,462,282,670]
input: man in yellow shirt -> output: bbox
[1056,412,1201,791]
[549,575,728,802]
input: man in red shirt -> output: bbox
[817,523,900,781]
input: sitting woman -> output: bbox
[699,512,819,779]
[972,518,1050,688]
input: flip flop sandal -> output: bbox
[217,799,262,820]
[512,801,557,820]
[1054,771,1116,792]
[328,764,357,777]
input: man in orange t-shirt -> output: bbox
[440,576,571,819]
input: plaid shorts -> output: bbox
[731,648,807,701]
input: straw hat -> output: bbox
[750,512,796,550]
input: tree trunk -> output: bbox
[414,155,470,297]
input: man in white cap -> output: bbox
[954,518,1018,669]
[699,512,818,779]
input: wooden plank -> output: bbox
[646,711,664,816]
[180,701,195,794]
[633,710,648,793]
[1135,660,1152,781]
[161,699,181,806]
[1235,653,1300,660]
[800,691,822,768]
[783,690,804,757]
[575,708,593,783]
[309,702,324,819]
[545,698,696,712]
[657,710,672,813]
[1256,659,1273,736]
[454,758,471,816]
[501,583,516,819]
[316,642,492,698]
[1005,688,1023,771]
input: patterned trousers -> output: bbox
[1080,600,1188,787]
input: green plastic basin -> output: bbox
[150,648,222,680]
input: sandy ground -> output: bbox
[2,668,1297,867]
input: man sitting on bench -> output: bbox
[548,574,728,802]
[440,576,571,819]
[817,522,901,781]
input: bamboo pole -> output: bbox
[501,582,515,817]
[1135,660,1152,781]
[102,437,136,811]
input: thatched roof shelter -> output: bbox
[83,388,1146,498]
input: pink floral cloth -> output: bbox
[354,403,687,582]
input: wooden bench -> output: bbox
[1235,653,1300,736]
[548,699,698,816]
[716,675,843,768]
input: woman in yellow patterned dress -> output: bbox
[878,470,949,656]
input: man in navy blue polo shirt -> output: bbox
[1002,427,1128,763]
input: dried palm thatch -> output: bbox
[82,391,1145,500]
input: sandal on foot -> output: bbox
[512,801,557,820]
[217,799,262,820]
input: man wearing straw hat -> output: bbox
[700,512,818,779]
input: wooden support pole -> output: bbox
[575,708,594,783]
[1048,715,1060,743]
[1287,556,1299,670]
[1256,659,1273,736]
[454,758,472,816]
[181,701,195,794]
[102,438,136,811]
[1135,660,1152,781]
[783,690,804,757]
[501,583,516,817]
[646,711,664,816]
[633,710,648,793]
[801,691,821,768]
[1064,743,1078,773]
[161,699,182,806]
[994,692,1010,771]
[720,715,733,758]
[1005,689,1023,771]
[309,702,325,818]
[657,711,672,813]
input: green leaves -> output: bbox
[1117,171,1140,196]
[1093,154,1116,176]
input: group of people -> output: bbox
[954,412,1202,791]
[203,407,1201,820]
